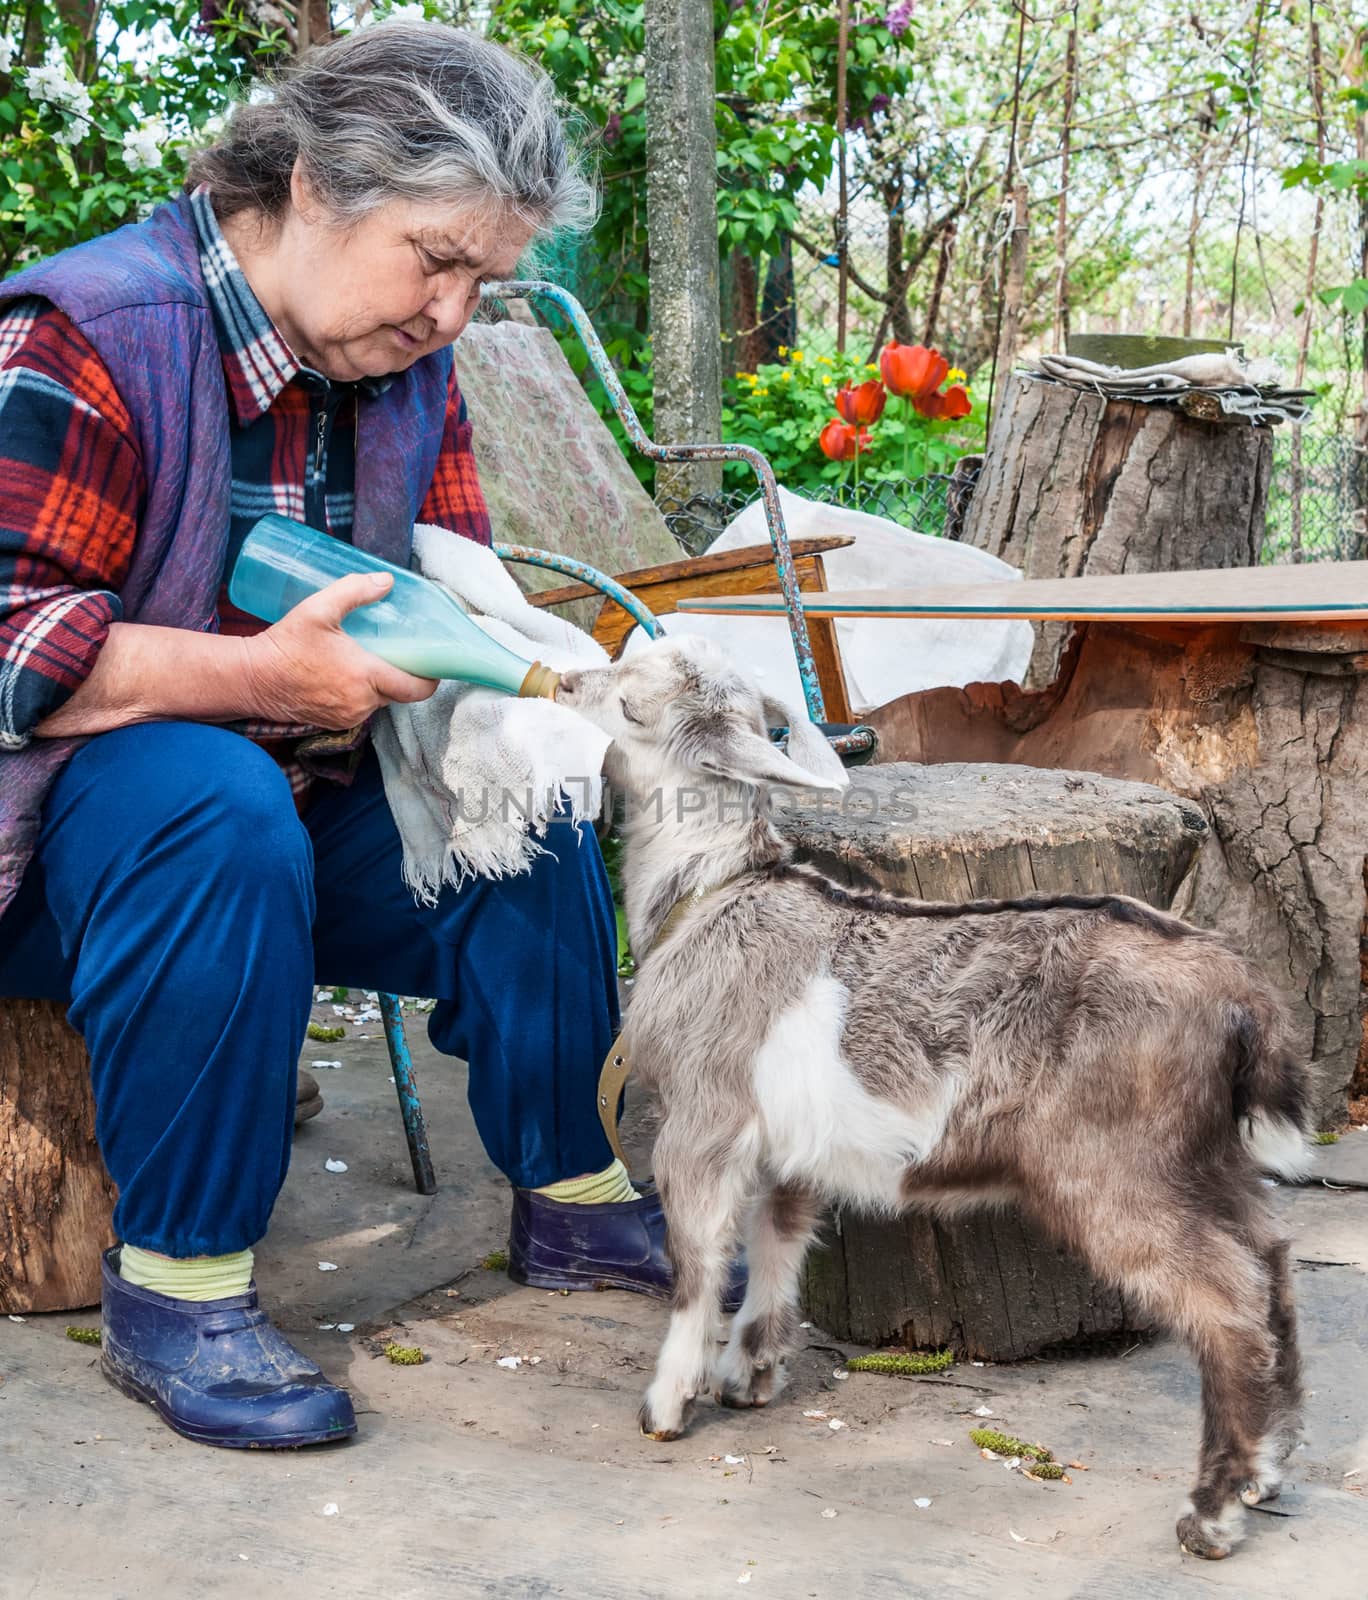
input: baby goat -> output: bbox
[556,635,1311,1562]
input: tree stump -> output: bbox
[961,373,1272,687]
[0,999,116,1314]
[772,762,1208,1360]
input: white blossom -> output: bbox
[361,1,427,25]
[122,119,167,172]
[24,45,94,144]
[0,35,18,75]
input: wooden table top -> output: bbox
[675,559,1368,624]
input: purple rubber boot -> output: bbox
[99,1247,356,1449]
[507,1187,747,1310]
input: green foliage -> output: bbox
[0,2,280,273]
[1282,157,1368,194]
[482,0,912,379]
[65,1325,102,1345]
[307,1023,346,1043]
[480,1248,510,1270]
[1313,1130,1341,1146]
[1320,280,1368,319]
[721,347,982,498]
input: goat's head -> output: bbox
[556,636,850,802]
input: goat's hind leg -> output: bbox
[715,1183,819,1411]
[640,1145,751,1442]
[1241,1236,1303,1507]
[1041,1178,1277,1560]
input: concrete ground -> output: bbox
[5,999,1368,1599]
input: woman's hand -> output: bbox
[242,573,438,728]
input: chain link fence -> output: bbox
[660,438,1367,567]
[659,462,982,556]
[1266,433,1368,564]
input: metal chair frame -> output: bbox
[377,283,874,1193]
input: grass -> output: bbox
[969,1427,1053,1462]
[846,1349,955,1376]
[383,1343,425,1366]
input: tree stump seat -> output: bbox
[962,372,1273,688]
[0,999,116,1314]
[772,760,1208,1361]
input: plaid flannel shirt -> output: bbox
[0,189,491,799]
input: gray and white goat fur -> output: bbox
[556,635,1310,1563]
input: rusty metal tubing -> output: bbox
[378,993,436,1196]
[482,280,827,723]
[495,542,664,642]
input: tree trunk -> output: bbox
[775,762,1205,1359]
[885,180,914,344]
[758,234,797,363]
[834,0,851,355]
[1051,20,1077,353]
[988,184,1028,425]
[921,222,955,348]
[962,373,1272,685]
[730,249,761,373]
[644,0,723,503]
[0,1000,117,1314]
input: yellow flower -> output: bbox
[946,367,967,383]
[816,355,833,366]
[754,386,769,396]
[780,369,792,382]
[791,350,805,363]
[778,345,789,357]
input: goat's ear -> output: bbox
[760,697,851,791]
[698,726,848,792]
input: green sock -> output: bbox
[534,1158,639,1206]
[119,1243,255,1302]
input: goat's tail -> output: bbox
[1229,1003,1314,1182]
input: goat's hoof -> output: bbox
[717,1385,769,1410]
[1176,1513,1234,1561]
[716,1362,779,1411]
[638,1397,692,1442]
[1240,1478,1281,1507]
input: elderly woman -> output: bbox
[0,22,684,1450]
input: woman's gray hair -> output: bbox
[186,20,596,235]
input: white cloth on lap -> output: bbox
[373,525,612,903]
[621,486,1033,713]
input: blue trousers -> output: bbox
[0,723,620,1258]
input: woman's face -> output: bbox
[238,173,537,383]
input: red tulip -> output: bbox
[917,384,972,421]
[938,384,972,420]
[834,379,887,426]
[880,341,948,402]
[818,418,872,461]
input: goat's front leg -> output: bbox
[639,1145,751,1442]
[716,1183,819,1411]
